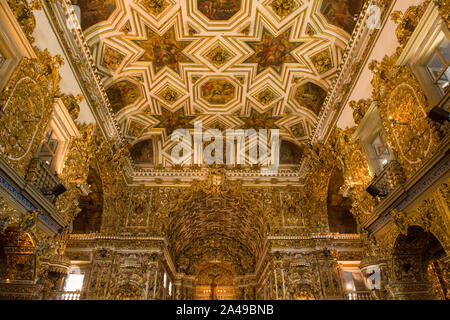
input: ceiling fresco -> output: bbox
[74,0,364,167]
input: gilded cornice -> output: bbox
[311,0,393,144]
[39,0,125,146]
[129,166,305,187]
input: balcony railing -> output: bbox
[345,291,374,300]
[367,160,406,201]
[58,291,81,300]
[25,158,66,203]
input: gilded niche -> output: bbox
[197,0,242,21]
[56,124,97,225]
[72,165,103,233]
[1,230,35,281]
[293,82,327,116]
[244,28,303,75]
[320,0,364,34]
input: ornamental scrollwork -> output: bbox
[369,49,439,178]
[349,99,371,125]
[391,209,408,235]
[437,0,450,29]
[391,1,430,48]
[0,50,64,177]
[6,0,42,44]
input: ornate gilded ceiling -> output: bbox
[168,191,266,275]
[74,0,364,167]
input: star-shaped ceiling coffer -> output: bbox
[132,25,193,75]
[244,27,303,75]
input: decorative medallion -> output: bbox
[269,0,299,18]
[255,87,280,106]
[290,122,306,139]
[102,45,125,72]
[310,48,333,74]
[204,43,234,68]
[157,86,183,104]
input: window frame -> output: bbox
[396,1,450,106]
[0,0,36,91]
[352,102,395,176]
[338,262,368,294]
[64,273,85,292]
[37,99,80,174]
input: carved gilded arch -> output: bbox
[162,171,270,275]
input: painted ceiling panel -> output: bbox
[72,0,364,167]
